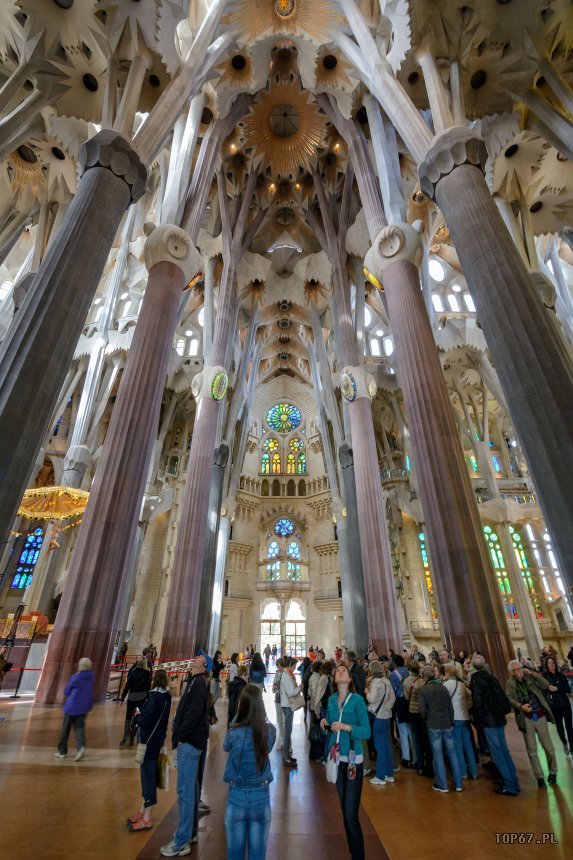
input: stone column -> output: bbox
[419,128,573,610]
[208,514,232,655]
[338,444,369,656]
[364,222,513,678]
[195,442,229,650]
[35,224,200,703]
[0,131,146,552]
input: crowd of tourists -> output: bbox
[51,641,573,859]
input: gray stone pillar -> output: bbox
[338,443,369,656]
[195,442,229,651]
[420,127,573,611]
[364,222,513,679]
[208,514,232,655]
[35,224,200,703]
[0,131,146,552]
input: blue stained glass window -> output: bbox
[267,541,280,558]
[297,453,306,474]
[267,403,301,433]
[10,527,44,589]
[492,455,501,473]
[261,452,270,474]
[287,541,301,559]
[275,518,294,537]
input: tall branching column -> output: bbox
[365,225,512,679]
[0,132,146,551]
[419,128,573,608]
[36,225,201,703]
[161,169,260,659]
[311,171,401,654]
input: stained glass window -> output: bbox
[271,452,281,474]
[267,403,301,433]
[263,437,279,452]
[286,453,296,474]
[266,541,280,580]
[287,541,301,559]
[483,526,516,620]
[297,453,306,474]
[289,437,304,452]
[418,532,437,618]
[492,455,502,473]
[11,527,44,589]
[275,518,294,537]
[261,452,270,474]
[287,541,301,579]
[468,455,478,473]
[510,526,543,618]
[268,541,280,557]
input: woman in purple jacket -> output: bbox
[54,657,94,761]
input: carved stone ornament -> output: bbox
[363,222,423,285]
[192,365,230,401]
[143,222,202,284]
[418,127,488,201]
[80,130,147,203]
[339,366,377,402]
[529,272,556,310]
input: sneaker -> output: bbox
[74,746,85,762]
[432,784,449,793]
[537,777,547,789]
[370,777,386,785]
[494,787,517,796]
[363,768,372,777]
[160,842,191,857]
[455,787,463,792]
[548,773,557,785]
[53,752,67,759]
[401,759,412,769]
[128,818,153,832]
[385,776,395,783]
[198,800,211,813]
[393,766,401,773]
[190,836,198,844]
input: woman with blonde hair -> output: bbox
[127,668,171,831]
[443,662,477,779]
[366,661,396,785]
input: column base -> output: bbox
[449,631,513,684]
[35,628,115,705]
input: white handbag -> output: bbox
[325,694,351,784]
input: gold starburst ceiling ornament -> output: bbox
[240,279,267,306]
[229,0,339,45]
[244,82,327,178]
[7,146,45,199]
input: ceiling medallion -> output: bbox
[340,371,357,403]
[244,82,327,177]
[211,370,229,401]
[275,0,295,18]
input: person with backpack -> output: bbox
[249,652,267,691]
[470,655,520,796]
[506,660,557,788]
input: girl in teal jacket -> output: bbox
[321,664,370,859]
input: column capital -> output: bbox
[80,130,147,203]
[364,222,423,287]
[339,366,377,403]
[418,127,488,200]
[191,365,229,401]
[143,222,202,284]
[62,444,91,482]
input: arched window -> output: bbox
[297,453,306,474]
[175,337,185,356]
[286,453,296,474]
[11,527,44,589]
[188,338,199,356]
[266,540,280,581]
[287,540,301,580]
[271,452,281,474]
[261,452,270,474]
[483,526,515,620]
[287,479,295,496]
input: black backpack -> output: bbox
[487,676,512,717]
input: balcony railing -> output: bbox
[314,588,342,602]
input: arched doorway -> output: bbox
[260,599,281,657]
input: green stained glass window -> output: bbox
[261,452,270,474]
[267,403,301,433]
[275,518,294,537]
[418,532,437,618]
[297,453,306,474]
[289,437,304,452]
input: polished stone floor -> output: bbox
[0,687,571,859]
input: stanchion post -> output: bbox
[10,667,24,699]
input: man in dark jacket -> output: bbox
[470,655,520,796]
[161,654,209,857]
[418,666,462,792]
[505,661,557,788]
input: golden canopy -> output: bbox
[17,486,89,522]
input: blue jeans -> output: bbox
[225,788,271,860]
[453,720,478,778]
[428,727,462,790]
[173,742,202,848]
[141,757,159,808]
[336,762,365,860]
[397,719,415,762]
[372,718,393,779]
[484,726,520,793]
